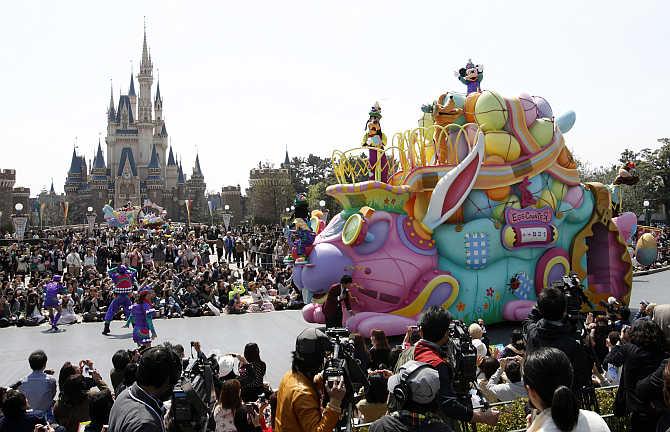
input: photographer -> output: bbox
[395,307,498,426]
[108,345,182,432]
[369,361,448,432]
[274,328,345,432]
[524,286,594,393]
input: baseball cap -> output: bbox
[295,328,332,358]
[218,355,236,377]
[640,299,649,306]
[387,361,440,404]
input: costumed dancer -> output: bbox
[124,286,157,348]
[43,275,66,332]
[362,102,388,182]
[102,264,137,335]
[290,218,316,264]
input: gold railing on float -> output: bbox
[332,124,481,185]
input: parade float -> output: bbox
[295,60,638,336]
[102,200,167,228]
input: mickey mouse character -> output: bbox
[456,59,483,94]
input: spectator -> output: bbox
[110,350,131,394]
[524,347,609,432]
[393,306,498,426]
[213,379,263,432]
[108,345,182,432]
[485,356,527,401]
[84,389,114,432]
[602,331,622,385]
[524,287,594,394]
[634,300,650,321]
[500,329,525,358]
[0,389,45,432]
[18,350,57,415]
[613,320,669,431]
[468,323,487,359]
[476,357,500,404]
[239,343,267,402]
[369,361,449,432]
[351,333,370,372]
[274,328,345,432]
[54,370,108,432]
[356,373,388,423]
[369,329,392,369]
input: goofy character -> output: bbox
[362,102,388,182]
[43,275,66,332]
[125,286,157,348]
[102,264,137,335]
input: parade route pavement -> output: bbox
[0,270,667,389]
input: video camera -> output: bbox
[551,273,593,338]
[170,351,216,432]
[324,328,369,432]
[444,320,478,396]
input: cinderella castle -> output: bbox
[63,27,207,224]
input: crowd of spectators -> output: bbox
[0,223,305,329]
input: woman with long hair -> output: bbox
[524,347,609,431]
[369,329,391,369]
[239,343,267,403]
[213,379,262,432]
[351,333,370,372]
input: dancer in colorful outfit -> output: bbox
[362,102,388,182]
[125,286,157,348]
[43,275,66,332]
[102,265,137,335]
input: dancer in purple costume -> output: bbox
[102,264,137,335]
[43,275,66,332]
[125,286,157,348]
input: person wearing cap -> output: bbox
[322,275,355,329]
[274,328,345,432]
[369,360,449,432]
[633,300,650,321]
[394,306,499,426]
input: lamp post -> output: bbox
[643,200,651,226]
[86,206,96,233]
[11,203,27,241]
[222,204,232,231]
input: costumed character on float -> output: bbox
[124,285,157,348]
[296,62,634,336]
[362,102,389,182]
[102,264,138,335]
[139,200,168,228]
[43,275,66,332]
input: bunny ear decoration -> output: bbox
[421,131,485,232]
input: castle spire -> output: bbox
[140,20,152,74]
[93,139,106,169]
[193,154,203,177]
[155,80,162,105]
[108,81,116,121]
[148,143,160,169]
[167,146,176,166]
[128,73,136,97]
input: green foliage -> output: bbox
[576,138,670,220]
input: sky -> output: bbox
[1,0,669,196]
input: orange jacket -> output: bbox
[274,371,341,432]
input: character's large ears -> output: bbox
[458,68,467,77]
[421,132,484,232]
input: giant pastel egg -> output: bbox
[485,131,521,161]
[537,189,558,210]
[533,96,553,118]
[549,179,568,201]
[563,185,584,209]
[529,118,554,147]
[635,233,658,266]
[464,92,480,123]
[475,90,508,131]
[519,92,538,127]
[492,194,521,221]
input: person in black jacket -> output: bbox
[610,319,669,431]
[524,287,595,396]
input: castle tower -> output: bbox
[166,146,178,188]
[146,144,163,204]
[136,26,154,172]
[114,147,140,207]
[128,74,137,116]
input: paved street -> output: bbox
[0,271,667,389]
